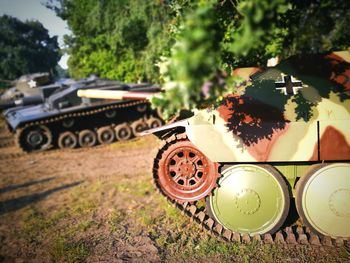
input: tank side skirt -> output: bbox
[153,133,349,246]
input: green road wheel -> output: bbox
[296,163,350,238]
[208,164,290,235]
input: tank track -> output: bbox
[152,133,350,247]
[14,100,155,152]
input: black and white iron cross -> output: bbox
[275,74,303,95]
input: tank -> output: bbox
[3,76,163,152]
[0,72,52,100]
[0,72,60,110]
[142,51,350,243]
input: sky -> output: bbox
[0,0,71,69]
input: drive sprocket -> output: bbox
[153,133,220,203]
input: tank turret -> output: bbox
[0,72,58,110]
[0,72,52,101]
[144,51,350,241]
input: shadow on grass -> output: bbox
[0,181,83,215]
[0,177,57,194]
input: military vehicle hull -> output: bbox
[146,51,350,243]
[4,78,162,152]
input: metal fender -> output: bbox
[140,119,189,136]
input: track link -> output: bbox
[153,133,350,247]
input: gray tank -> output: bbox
[3,76,162,152]
[0,72,58,110]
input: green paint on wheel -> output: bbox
[208,164,289,235]
[296,163,350,238]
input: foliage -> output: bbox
[152,1,228,118]
[47,0,173,82]
[153,0,350,119]
[0,15,60,80]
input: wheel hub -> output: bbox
[176,160,196,179]
[120,129,127,137]
[136,125,144,132]
[234,188,261,215]
[328,189,350,217]
[27,131,43,146]
[84,136,92,143]
[102,132,111,140]
[64,137,73,145]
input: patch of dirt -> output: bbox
[0,129,161,262]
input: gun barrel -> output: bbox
[0,95,43,110]
[77,89,155,101]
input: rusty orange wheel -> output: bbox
[156,139,219,203]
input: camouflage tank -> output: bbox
[79,51,350,244]
[4,76,162,152]
[141,51,350,242]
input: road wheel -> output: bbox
[154,136,219,203]
[78,129,97,147]
[115,123,132,141]
[97,126,115,144]
[131,119,148,136]
[296,163,350,238]
[16,125,52,152]
[58,131,78,149]
[207,164,290,235]
[147,116,163,129]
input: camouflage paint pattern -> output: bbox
[185,51,350,163]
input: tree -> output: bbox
[0,15,61,80]
[47,0,173,82]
